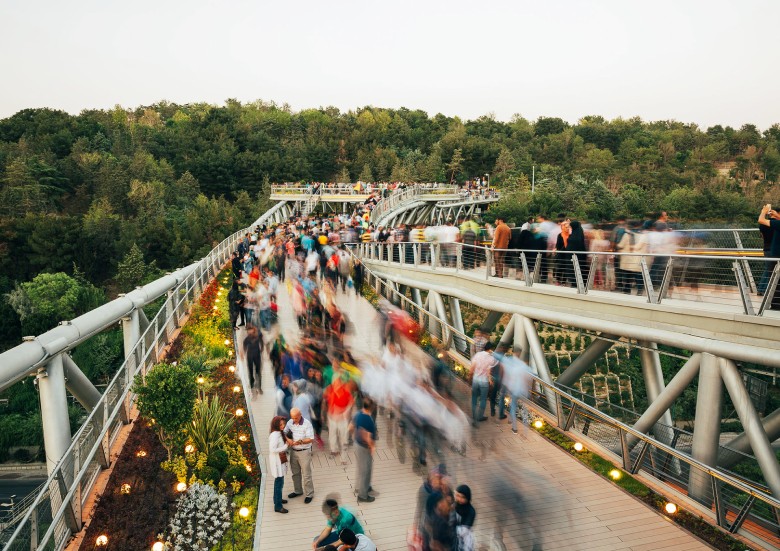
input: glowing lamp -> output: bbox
[176,482,187,492]
[120,483,131,494]
[197,376,205,384]
[213,306,218,310]
[609,469,622,480]
[239,506,250,518]
[96,535,108,546]
[229,365,236,373]
[245,464,252,472]
[185,444,195,454]
[664,502,678,514]
[152,542,165,551]
[224,339,231,345]
[233,385,241,393]
[238,435,248,442]
[236,408,244,417]
[215,299,220,303]
[136,450,147,458]
[533,419,544,429]
[573,442,584,452]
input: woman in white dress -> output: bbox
[269,415,289,513]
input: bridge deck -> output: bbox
[236,287,712,550]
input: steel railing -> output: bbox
[358,259,780,548]
[1,208,282,551]
[356,241,780,317]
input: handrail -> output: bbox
[356,256,780,546]
[2,206,283,550]
[355,241,780,318]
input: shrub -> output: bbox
[197,466,220,485]
[189,394,234,457]
[223,465,250,486]
[167,483,230,551]
[207,449,229,472]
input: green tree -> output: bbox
[116,243,158,292]
[446,148,464,184]
[493,147,516,186]
[358,163,374,182]
[133,362,198,460]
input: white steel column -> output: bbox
[689,353,723,504]
[639,341,675,445]
[37,354,72,475]
[719,358,780,497]
[521,316,556,408]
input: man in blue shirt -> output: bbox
[351,397,377,503]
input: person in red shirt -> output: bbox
[323,368,354,464]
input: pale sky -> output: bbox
[1,0,778,129]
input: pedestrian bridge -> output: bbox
[1,201,779,551]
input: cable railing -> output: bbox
[357,259,780,548]
[0,209,282,550]
[356,241,780,317]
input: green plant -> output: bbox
[133,362,198,460]
[223,465,250,486]
[222,438,246,466]
[188,394,234,457]
[207,449,229,472]
[197,465,220,485]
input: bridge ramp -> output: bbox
[235,286,712,550]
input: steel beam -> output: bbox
[689,353,723,504]
[717,408,780,469]
[627,353,701,447]
[719,358,780,497]
[38,355,72,475]
[512,314,530,363]
[555,334,617,387]
[62,355,101,414]
[639,341,675,445]
[481,311,504,334]
[521,316,556,409]
[497,315,516,348]
[449,297,468,354]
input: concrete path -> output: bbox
[235,282,712,551]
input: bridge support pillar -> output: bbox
[718,408,780,469]
[449,297,468,354]
[37,354,72,476]
[639,341,675,445]
[555,334,617,388]
[689,352,723,505]
[719,358,780,497]
[512,314,529,363]
[521,316,556,410]
[120,307,141,424]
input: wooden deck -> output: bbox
[235,284,713,551]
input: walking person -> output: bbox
[241,325,263,393]
[469,341,497,426]
[323,370,354,464]
[285,407,316,504]
[228,280,245,328]
[268,416,290,513]
[351,397,377,503]
[492,217,511,277]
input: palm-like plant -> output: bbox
[188,395,235,457]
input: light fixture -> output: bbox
[228,350,233,356]
[213,306,218,310]
[152,542,165,551]
[236,408,244,417]
[573,442,584,452]
[238,434,248,442]
[229,365,236,373]
[197,376,205,384]
[120,483,131,494]
[215,299,220,303]
[185,444,195,454]
[176,482,187,492]
[238,506,250,518]
[224,339,231,345]
[533,419,544,429]
[136,450,147,458]
[96,535,108,546]
[664,502,678,515]
[233,385,241,393]
[609,469,622,480]
[245,464,252,472]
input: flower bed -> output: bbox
[78,267,259,550]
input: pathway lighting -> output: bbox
[136,450,147,458]
[233,385,241,393]
[238,435,248,442]
[609,469,622,480]
[533,419,544,429]
[229,365,236,373]
[239,506,250,518]
[573,442,584,452]
[152,542,165,551]
[120,483,131,494]
[176,482,187,492]
[96,535,108,546]
[664,502,678,515]
[185,444,195,454]
[245,464,252,472]
[197,376,205,384]
[224,339,231,345]
[236,408,244,417]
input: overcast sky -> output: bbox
[1,0,778,129]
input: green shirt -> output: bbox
[328,507,364,535]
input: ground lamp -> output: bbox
[664,502,678,515]
[573,442,584,452]
[533,419,544,429]
[235,408,244,417]
[95,534,108,547]
[609,469,622,480]
[152,542,164,551]
[175,482,187,492]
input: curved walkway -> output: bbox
[236,286,712,551]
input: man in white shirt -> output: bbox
[336,528,377,551]
[469,341,497,426]
[285,408,316,503]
